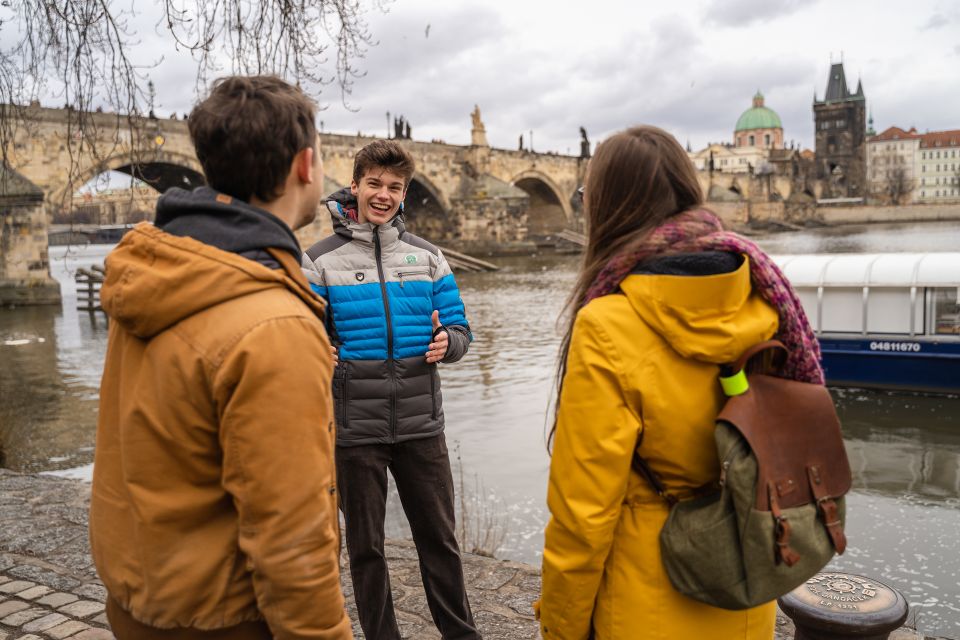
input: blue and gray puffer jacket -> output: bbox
[302,188,472,447]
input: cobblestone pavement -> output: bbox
[0,470,941,639]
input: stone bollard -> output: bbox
[778,573,909,640]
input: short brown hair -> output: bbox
[352,140,416,186]
[188,75,317,202]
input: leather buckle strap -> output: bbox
[817,496,847,554]
[807,465,847,554]
[769,481,800,567]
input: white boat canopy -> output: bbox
[771,253,960,288]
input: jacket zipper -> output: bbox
[397,269,429,288]
[374,229,398,440]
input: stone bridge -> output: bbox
[7,105,585,246]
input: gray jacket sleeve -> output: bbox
[440,325,470,364]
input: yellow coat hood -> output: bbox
[620,256,777,365]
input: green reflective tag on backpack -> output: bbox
[719,370,749,397]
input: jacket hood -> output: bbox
[325,187,406,246]
[155,186,301,267]
[101,222,324,339]
[619,253,778,365]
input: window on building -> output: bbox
[764,134,771,147]
[922,152,926,159]
[749,135,755,146]
[932,288,960,335]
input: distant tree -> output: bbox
[0,0,386,203]
[882,160,913,206]
[870,149,913,205]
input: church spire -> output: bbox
[824,62,850,102]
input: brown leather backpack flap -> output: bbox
[717,375,852,511]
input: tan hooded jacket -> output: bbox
[90,222,351,639]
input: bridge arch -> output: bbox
[403,172,453,241]
[52,151,205,209]
[510,170,573,239]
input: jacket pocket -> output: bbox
[428,364,439,420]
[332,365,349,431]
[396,269,430,289]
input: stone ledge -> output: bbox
[0,470,948,639]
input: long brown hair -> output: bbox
[548,125,704,449]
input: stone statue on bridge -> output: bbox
[471,105,489,147]
[579,127,590,158]
[392,116,412,140]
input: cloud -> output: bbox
[920,13,950,30]
[704,0,815,27]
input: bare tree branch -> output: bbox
[1,0,385,213]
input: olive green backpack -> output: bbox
[633,340,851,610]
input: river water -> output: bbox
[1,221,959,636]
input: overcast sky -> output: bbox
[8,0,960,156]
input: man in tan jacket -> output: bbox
[90,76,352,639]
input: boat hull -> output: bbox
[819,337,960,394]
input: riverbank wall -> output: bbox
[0,470,946,639]
[711,201,960,229]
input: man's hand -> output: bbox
[329,344,338,365]
[426,310,448,363]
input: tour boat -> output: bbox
[772,252,960,394]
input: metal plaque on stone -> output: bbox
[778,572,909,639]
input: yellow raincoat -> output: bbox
[540,257,779,639]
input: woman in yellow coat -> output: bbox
[538,126,825,639]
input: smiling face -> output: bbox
[351,167,408,226]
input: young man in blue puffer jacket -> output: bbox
[302,140,481,640]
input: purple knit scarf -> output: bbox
[584,209,824,384]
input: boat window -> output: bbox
[932,287,960,335]
[821,288,863,333]
[867,289,919,335]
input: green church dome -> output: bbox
[735,91,782,132]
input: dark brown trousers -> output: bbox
[106,598,272,640]
[337,433,481,640]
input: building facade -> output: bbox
[917,129,960,203]
[813,62,868,198]
[866,126,920,204]
[689,143,769,174]
[867,126,960,204]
